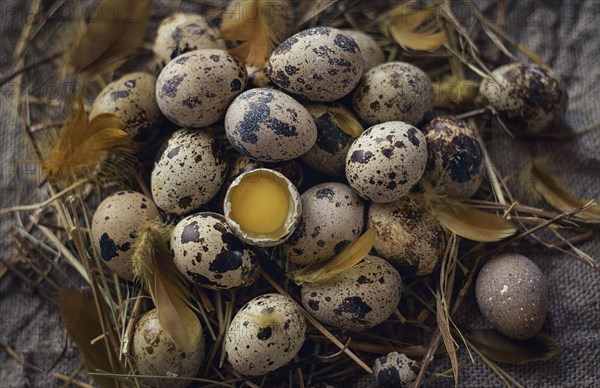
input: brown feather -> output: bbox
[381,6,446,52]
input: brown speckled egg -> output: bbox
[151,129,227,215]
[283,182,364,266]
[368,195,444,276]
[156,49,247,128]
[132,309,204,388]
[301,103,358,177]
[225,88,317,162]
[90,72,161,146]
[154,13,226,65]
[301,255,402,330]
[475,253,548,340]
[171,212,260,289]
[224,293,306,376]
[345,121,428,203]
[422,116,484,199]
[268,27,364,102]
[478,63,567,133]
[91,191,160,281]
[341,30,384,71]
[352,62,434,126]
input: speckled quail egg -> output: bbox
[154,13,226,65]
[151,129,227,215]
[224,169,302,247]
[224,293,306,376]
[302,103,360,177]
[268,27,364,102]
[373,352,419,388]
[352,62,435,126]
[170,212,260,289]
[475,253,548,340]
[225,88,317,162]
[283,182,365,266]
[91,191,160,281]
[301,255,402,330]
[132,309,204,388]
[156,49,247,128]
[368,195,444,276]
[341,30,384,71]
[345,121,428,203]
[422,116,485,198]
[478,63,567,133]
[90,72,161,146]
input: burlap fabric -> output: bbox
[1,1,598,387]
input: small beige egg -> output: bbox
[478,63,567,133]
[352,62,434,126]
[225,88,317,162]
[224,293,306,376]
[90,72,161,146]
[171,212,260,289]
[224,169,302,247]
[301,255,402,330]
[373,352,419,388]
[151,129,227,215]
[368,195,444,276]
[475,253,548,340]
[132,309,205,388]
[91,191,160,281]
[156,49,247,128]
[154,13,226,65]
[341,30,384,71]
[345,121,428,203]
[283,182,365,266]
[268,27,364,101]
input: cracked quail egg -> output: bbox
[224,169,302,247]
[151,129,227,215]
[268,27,364,102]
[154,13,226,65]
[132,308,205,388]
[156,49,247,128]
[423,116,485,198]
[341,30,384,71]
[171,212,260,289]
[368,195,444,276]
[283,182,365,266]
[352,62,435,126]
[475,253,548,340]
[90,72,162,146]
[301,255,402,330]
[91,191,160,281]
[478,63,567,133]
[224,293,306,376]
[345,121,428,203]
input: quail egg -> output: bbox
[373,352,419,388]
[368,195,444,276]
[90,72,161,146]
[151,129,227,215]
[283,182,365,266]
[301,255,402,330]
[478,63,567,133]
[345,121,428,203]
[91,191,160,281]
[475,253,548,340]
[268,27,364,101]
[156,49,247,128]
[342,30,384,71]
[154,13,226,65]
[132,309,205,388]
[423,116,485,198]
[224,293,306,376]
[352,62,435,126]
[224,169,302,247]
[171,212,260,289]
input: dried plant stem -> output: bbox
[87,372,235,387]
[53,373,95,388]
[0,179,88,216]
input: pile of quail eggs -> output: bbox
[88,9,566,386]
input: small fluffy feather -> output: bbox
[382,6,446,52]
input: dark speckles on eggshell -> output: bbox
[333,297,373,323]
[181,221,200,243]
[110,90,130,101]
[230,79,242,92]
[160,74,185,98]
[334,33,359,53]
[406,127,420,146]
[99,233,118,261]
[350,149,374,164]
[256,327,273,340]
[315,187,335,200]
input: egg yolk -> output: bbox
[230,173,290,235]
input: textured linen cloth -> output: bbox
[1,1,598,387]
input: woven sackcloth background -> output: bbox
[0,1,598,387]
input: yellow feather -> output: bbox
[330,108,364,138]
[433,78,480,108]
[381,5,446,52]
